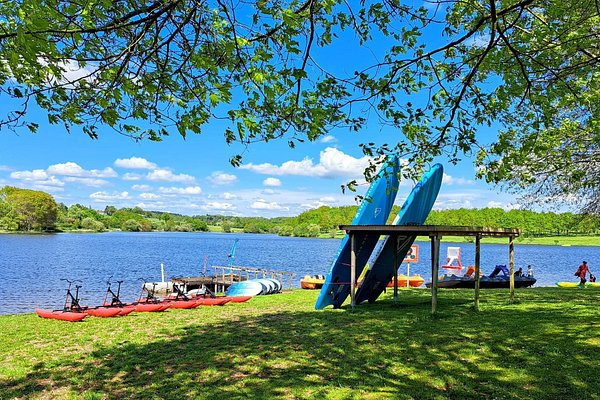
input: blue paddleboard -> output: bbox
[226,280,264,297]
[255,278,277,294]
[264,278,282,292]
[355,163,443,304]
[315,155,400,309]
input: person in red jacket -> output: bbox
[575,261,592,285]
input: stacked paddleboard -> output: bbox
[315,155,401,309]
[226,278,282,297]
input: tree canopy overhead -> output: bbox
[1,1,599,212]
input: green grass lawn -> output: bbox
[1,288,599,399]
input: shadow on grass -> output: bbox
[2,289,600,399]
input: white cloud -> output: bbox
[139,192,161,200]
[147,168,195,183]
[136,201,165,209]
[319,196,337,203]
[319,135,337,144]
[208,171,237,186]
[202,202,237,211]
[41,58,99,85]
[240,147,370,179]
[159,186,202,195]
[221,192,238,200]
[250,200,288,211]
[263,177,282,187]
[442,173,475,185]
[63,177,110,187]
[10,169,49,180]
[122,173,143,181]
[114,157,157,170]
[0,165,11,171]
[487,201,522,211]
[47,162,117,178]
[132,184,151,191]
[89,191,131,201]
[32,184,65,193]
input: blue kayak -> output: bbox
[355,163,444,304]
[226,281,264,297]
[315,155,400,309]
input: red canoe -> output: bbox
[85,307,123,318]
[35,308,87,322]
[195,297,231,306]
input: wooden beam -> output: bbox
[341,225,520,238]
[431,235,440,314]
[393,234,399,305]
[350,233,356,310]
[509,235,515,303]
[474,234,481,311]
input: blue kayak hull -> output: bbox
[355,164,444,304]
[315,156,400,309]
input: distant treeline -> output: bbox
[283,206,600,237]
[1,186,599,237]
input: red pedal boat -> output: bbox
[84,307,123,318]
[134,302,167,312]
[118,305,136,316]
[35,308,87,322]
[222,296,252,303]
[195,297,231,306]
[168,299,200,309]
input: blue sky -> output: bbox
[0,5,523,217]
[0,106,520,217]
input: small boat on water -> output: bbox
[300,275,325,290]
[426,265,536,289]
[386,274,424,288]
[35,308,87,322]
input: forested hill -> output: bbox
[1,185,599,237]
[282,206,600,238]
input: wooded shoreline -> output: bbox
[2,186,599,241]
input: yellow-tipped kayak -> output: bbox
[556,282,600,288]
[556,282,581,288]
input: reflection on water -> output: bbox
[1,232,598,314]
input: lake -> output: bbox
[1,232,598,314]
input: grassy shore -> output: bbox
[1,288,599,399]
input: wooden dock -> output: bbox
[172,265,296,293]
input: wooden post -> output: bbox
[393,235,399,305]
[350,233,357,310]
[431,235,440,314]
[474,234,481,311]
[509,235,515,302]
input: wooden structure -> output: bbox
[173,266,295,293]
[339,225,521,313]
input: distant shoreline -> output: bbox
[1,229,599,246]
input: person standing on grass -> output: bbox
[575,261,592,286]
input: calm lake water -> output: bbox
[1,232,599,314]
